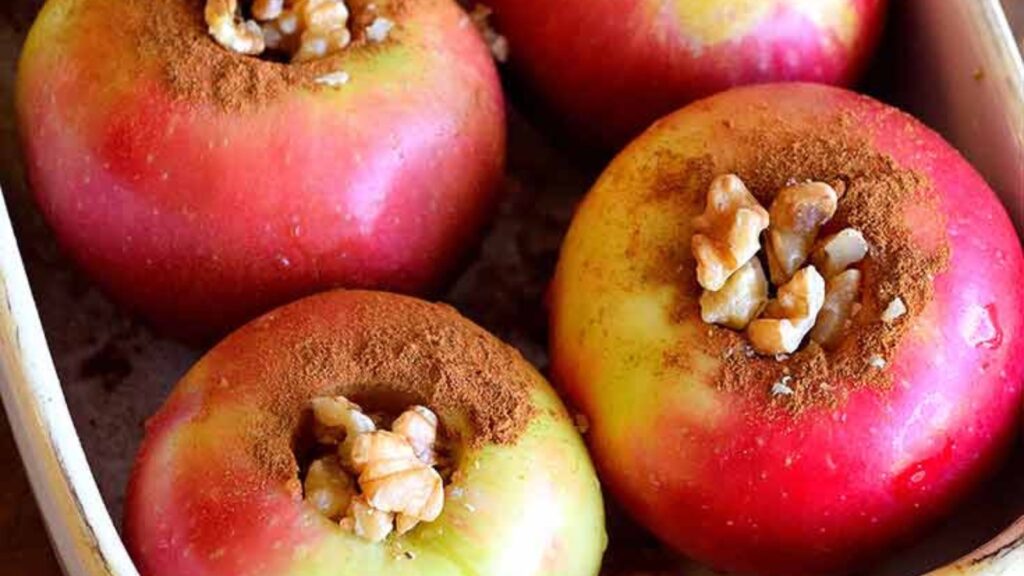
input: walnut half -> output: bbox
[305,397,445,543]
[692,174,770,292]
[699,258,769,330]
[747,266,827,355]
[810,269,862,349]
[765,182,839,285]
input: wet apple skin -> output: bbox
[487,0,885,148]
[17,0,506,341]
[549,83,1024,575]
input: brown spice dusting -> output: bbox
[664,113,950,413]
[193,292,536,484]
[133,0,401,111]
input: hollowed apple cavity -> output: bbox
[205,0,395,64]
[299,394,457,543]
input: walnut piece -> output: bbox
[692,174,770,291]
[303,455,356,520]
[311,396,376,462]
[351,431,445,533]
[253,0,285,20]
[699,258,769,330]
[880,297,907,323]
[392,406,439,465]
[207,0,354,62]
[205,0,266,55]
[307,396,446,542]
[365,17,395,43]
[748,266,826,355]
[810,269,862,349]
[766,182,839,285]
[340,496,395,543]
[812,228,869,278]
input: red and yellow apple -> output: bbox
[125,290,606,575]
[486,0,886,148]
[549,83,1024,575]
[17,0,505,341]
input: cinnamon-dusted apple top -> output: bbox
[670,119,950,411]
[130,0,411,110]
[126,291,607,572]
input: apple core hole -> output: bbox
[291,391,457,541]
[291,392,458,479]
[206,0,392,64]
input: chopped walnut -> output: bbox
[812,228,869,278]
[765,182,839,285]
[315,70,350,87]
[748,266,826,355]
[365,17,395,42]
[699,258,769,330]
[880,297,907,323]
[253,0,285,20]
[305,395,446,542]
[207,0,357,62]
[304,456,356,520]
[351,431,445,530]
[311,396,376,457]
[205,0,266,55]
[341,496,395,543]
[391,406,439,465]
[692,174,770,291]
[810,269,862,349]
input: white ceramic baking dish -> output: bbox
[0,1,1021,575]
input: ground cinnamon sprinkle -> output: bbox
[663,113,950,413]
[192,292,536,485]
[131,0,400,111]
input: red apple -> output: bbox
[17,0,505,341]
[125,290,607,575]
[549,83,1024,575]
[486,0,886,148]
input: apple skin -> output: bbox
[487,0,885,148]
[549,84,1024,575]
[124,290,606,576]
[17,0,505,341]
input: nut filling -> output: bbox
[205,0,395,62]
[303,396,450,542]
[695,174,871,356]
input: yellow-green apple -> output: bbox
[125,289,606,575]
[486,0,886,148]
[549,83,1024,575]
[17,0,505,341]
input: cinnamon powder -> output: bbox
[664,114,950,413]
[131,0,399,111]
[191,293,536,486]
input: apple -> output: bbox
[17,0,505,341]
[125,289,606,575]
[486,0,886,148]
[549,83,1024,575]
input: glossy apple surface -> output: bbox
[549,83,1024,575]
[125,290,606,575]
[17,0,505,341]
[487,0,885,148]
